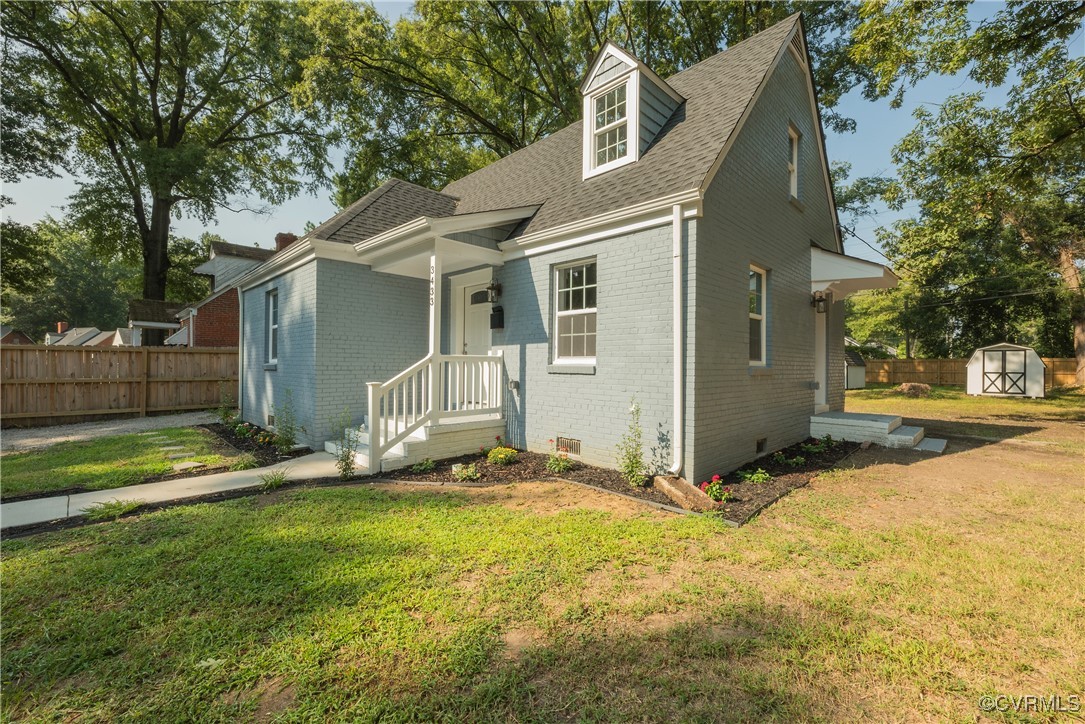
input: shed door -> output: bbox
[983,350,1026,395]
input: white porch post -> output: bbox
[365,381,381,475]
[429,247,443,421]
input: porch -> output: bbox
[332,215,533,473]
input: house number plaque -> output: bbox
[429,264,435,306]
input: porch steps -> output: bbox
[324,415,505,473]
[809,412,945,452]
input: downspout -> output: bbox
[236,287,244,419]
[669,204,685,476]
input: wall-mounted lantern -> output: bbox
[811,290,828,314]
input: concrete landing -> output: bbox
[913,437,948,453]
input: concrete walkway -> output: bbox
[0,452,338,530]
[1,411,218,455]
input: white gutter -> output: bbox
[669,203,685,476]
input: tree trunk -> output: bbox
[139,197,173,347]
[142,197,173,300]
[1056,245,1085,386]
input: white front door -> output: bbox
[461,283,491,355]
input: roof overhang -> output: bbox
[353,206,540,256]
[811,247,897,297]
[164,326,189,346]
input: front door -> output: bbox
[462,283,491,355]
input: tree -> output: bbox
[849,1,1085,381]
[3,1,332,301]
[1,219,132,342]
[307,0,873,205]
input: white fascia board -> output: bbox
[133,321,182,330]
[810,247,897,296]
[499,189,701,259]
[355,206,540,259]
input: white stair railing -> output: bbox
[366,352,503,474]
[439,352,504,418]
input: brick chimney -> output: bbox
[57,321,69,334]
[275,232,298,252]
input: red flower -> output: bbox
[711,474,721,482]
[699,481,708,491]
[495,435,501,441]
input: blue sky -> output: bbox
[5,2,1081,267]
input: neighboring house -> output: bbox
[84,329,138,347]
[47,324,101,346]
[234,15,899,483]
[128,300,188,346]
[0,325,34,345]
[166,240,277,347]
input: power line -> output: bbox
[907,285,1080,310]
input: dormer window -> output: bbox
[581,41,683,181]
[593,84,629,167]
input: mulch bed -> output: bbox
[705,437,861,525]
[201,423,311,467]
[380,451,677,507]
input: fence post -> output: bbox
[139,347,149,417]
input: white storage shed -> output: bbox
[844,349,866,390]
[966,343,1045,398]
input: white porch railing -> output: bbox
[366,352,503,474]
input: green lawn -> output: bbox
[846,383,1085,422]
[3,409,1083,723]
[0,427,233,498]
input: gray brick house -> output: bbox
[234,15,896,483]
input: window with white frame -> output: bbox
[266,289,279,364]
[788,124,801,199]
[554,260,597,361]
[591,82,629,170]
[749,266,767,365]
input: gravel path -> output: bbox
[1,412,218,455]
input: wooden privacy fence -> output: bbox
[864,357,1078,389]
[1,345,239,427]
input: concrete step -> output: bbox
[913,437,948,453]
[886,425,924,448]
[810,411,902,435]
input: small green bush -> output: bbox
[801,440,827,454]
[453,463,480,482]
[771,451,788,465]
[259,467,289,492]
[331,409,357,480]
[411,458,436,473]
[785,455,806,467]
[487,446,519,466]
[737,468,772,484]
[229,453,259,471]
[84,499,142,522]
[616,399,647,487]
[546,439,574,474]
[273,391,298,453]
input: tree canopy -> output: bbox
[306,0,872,206]
[2,0,332,302]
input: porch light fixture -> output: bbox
[486,280,502,303]
[811,290,828,313]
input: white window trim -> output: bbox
[266,289,279,364]
[553,259,598,364]
[749,265,767,367]
[583,74,640,180]
[788,124,801,200]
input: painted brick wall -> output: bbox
[191,291,240,347]
[492,222,683,472]
[240,262,318,445]
[311,259,429,445]
[690,50,840,483]
[827,299,846,411]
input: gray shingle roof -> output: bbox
[305,15,797,247]
[310,178,459,245]
[844,349,866,367]
[443,14,799,238]
[210,241,275,262]
[128,299,188,324]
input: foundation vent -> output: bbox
[268,414,276,427]
[556,436,581,456]
[756,437,767,454]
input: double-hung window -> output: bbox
[266,290,279,364]
[592,83,629,170]
[749,266,767,365]
[555,260,597,362]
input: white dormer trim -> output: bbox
[583,74,639,180]
[581,41,684,181]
